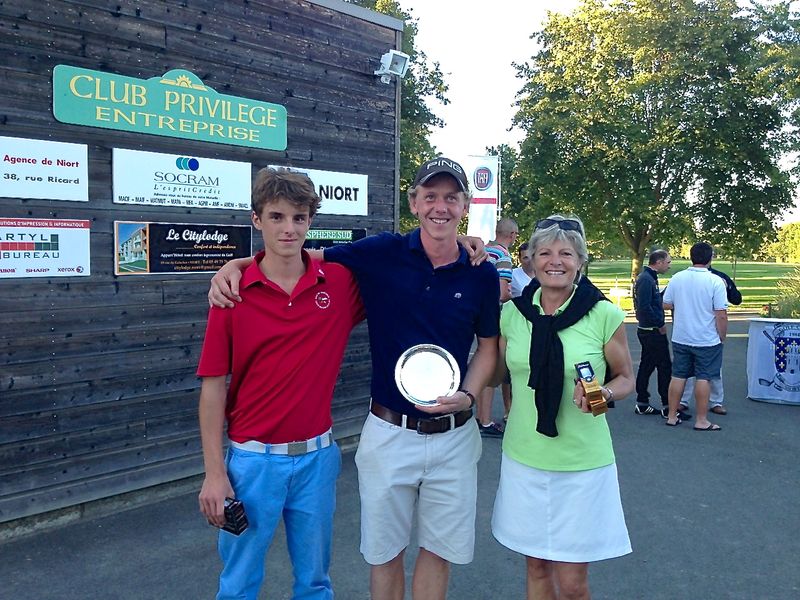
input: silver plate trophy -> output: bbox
[394,344,460,406]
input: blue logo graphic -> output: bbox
[767,323,800,392]
[175,157,200,171]
[473,166,493,191]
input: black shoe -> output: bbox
[478,421,504,438]
[660,406,692,420]
[635,405,660,415]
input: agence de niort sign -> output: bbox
[52,65,287,151]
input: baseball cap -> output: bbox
[412,157,469,193]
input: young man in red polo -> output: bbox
[196,168,364,600]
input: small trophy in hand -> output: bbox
[574,361,607,417]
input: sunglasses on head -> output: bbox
[535,218,583,235]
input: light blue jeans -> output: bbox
[680,372,724,408]
[216,441,341,600]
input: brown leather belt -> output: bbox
[370,402,473,435]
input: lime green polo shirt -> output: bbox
[501,286,625,471]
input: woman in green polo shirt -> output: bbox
[491,215,635,599]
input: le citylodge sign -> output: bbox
[114,221,251,276]
[53,65,287,151]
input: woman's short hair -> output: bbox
[529,214,589,267]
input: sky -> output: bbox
[399,0,579,157]
[399,0,800,224]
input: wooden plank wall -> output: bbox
[0,0,400,522]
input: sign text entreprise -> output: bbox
[53,66,287,151]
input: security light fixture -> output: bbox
[374,49,410,84]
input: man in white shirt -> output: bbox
[662,242,728,431]
[510,242,534,298]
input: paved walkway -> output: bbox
[2,317,799,599]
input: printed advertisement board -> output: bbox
[0,136,88,202]
[270,165,368,216]
[0,218,91,278]
[113,148,251,210]
[303,228,367,249]
[115,221,251,275]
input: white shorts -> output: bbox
[492,453,632,563]
[355,412,482,565]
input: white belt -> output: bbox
[230,430,333,456]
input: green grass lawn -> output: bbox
[585,259,799,311]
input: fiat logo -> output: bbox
[473,167,493,191]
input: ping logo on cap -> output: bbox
[424,158,463,174]
[413,156,469,192]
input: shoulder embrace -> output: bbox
[320,260,353,277]
[475,260,501,278]
[353,230,402,251]
[376,230,404,242]
[476,262,501,291]
[319,260,357,288]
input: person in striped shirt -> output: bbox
[477,218,519,436]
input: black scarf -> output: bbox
[512,276,607,438]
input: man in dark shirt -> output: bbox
[710,266,743,305]
[633,250,674,416]
[321,160,498,600]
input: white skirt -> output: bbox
[491,453,632,563]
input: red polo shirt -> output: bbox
[197,250,364,443]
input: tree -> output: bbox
[485,143,633,259]
[485,144,537,242]
[349,1,449,230]
[513,0,800,277]
[766,222,800,262]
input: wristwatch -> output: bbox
[458,389,475,409]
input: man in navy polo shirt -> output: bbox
[326,158,499,600]
[209,157,500,600]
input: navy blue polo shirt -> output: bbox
[325,229,500,418]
